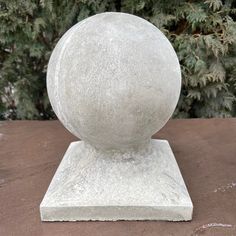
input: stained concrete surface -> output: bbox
[0,119,236,235]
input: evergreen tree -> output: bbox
[0,0,236,119]
[122,0,236,118]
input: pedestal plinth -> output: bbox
[40,140,193,221]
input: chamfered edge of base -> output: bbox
[40,204,193,222]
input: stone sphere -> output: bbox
[47,12,181,150]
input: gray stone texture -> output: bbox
[41,12,193,221]
[46,12,181,150]
[40,140,193,221]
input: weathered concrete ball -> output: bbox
[47,12,181,150]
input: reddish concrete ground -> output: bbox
[0,119,236,236]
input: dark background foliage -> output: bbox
[0,0,236,120]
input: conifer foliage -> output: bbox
[0,0,236,119]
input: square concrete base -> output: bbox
[40,140,193,221]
